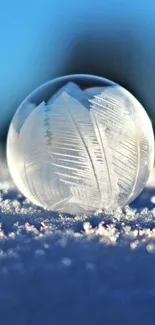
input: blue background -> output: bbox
[0,0,155,139]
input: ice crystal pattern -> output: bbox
[7,82,154,214]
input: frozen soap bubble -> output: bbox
[7,74,154,214]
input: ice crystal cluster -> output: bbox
[7,76,154,214]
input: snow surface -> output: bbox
[1,148,155,325]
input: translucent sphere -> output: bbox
[7,74,154,214]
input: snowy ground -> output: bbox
[0,148,155,325]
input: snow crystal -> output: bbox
[61,257,72,267]
[150,196,155,204]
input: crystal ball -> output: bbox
[7,74,154,214]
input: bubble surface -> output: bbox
[7,74,154,214]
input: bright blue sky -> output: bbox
[0,0,155,135]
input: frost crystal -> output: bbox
[7,79,154,214]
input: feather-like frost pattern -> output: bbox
[45,88,118,211]
[89,86,153,206]
[19,102,73,210]
[7,82,154,213]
